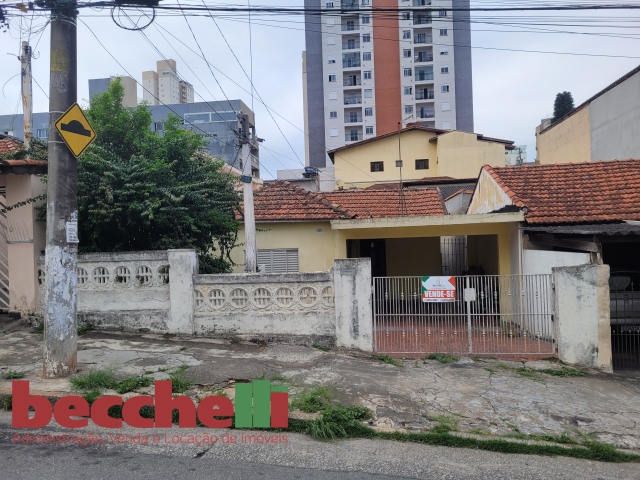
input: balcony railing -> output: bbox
[414,35,433,44]
[342,1,359,10]
[342,40,361,50]
[345,133,364,141]
[344,114,363,123]
[343,59,361,68]
[415,72,434,81]
[413,0,431,5]
[341,23,359,31]
[416,90,435,100]
[343,78,362,86]
[413,16,432,25]
[415,53,433,62]
[418,108,435,118]
[344,95,362,105]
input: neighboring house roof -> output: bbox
[238,181,446,222]
[0,135,22,155]
[364,176,475,190]
[428,132,515,147]
[482,159,640,224]
[539,64,640,135]
[0,135,47,174]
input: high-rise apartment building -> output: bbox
[303,0,473,167]
[142,59,195,106]
[88,76,138,107]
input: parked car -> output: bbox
[609,270,640,328]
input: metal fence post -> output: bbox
[466,276,472,353]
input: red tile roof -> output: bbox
[484,159,640,224]
[0,136,22,155]
[238,181,446,222]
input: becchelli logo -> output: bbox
[12,380,288,429]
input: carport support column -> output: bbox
[553,264,612,371]
[168,250,198,334]
[334,258,373,351]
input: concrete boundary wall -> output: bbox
[553,264,612,371]
[37,250,373,351]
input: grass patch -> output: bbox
[77,324,94,335]
[307,406,373,441]
[69,369,117,392]
[515,368,545,383]
[3,394,12,411]
[425,353,459,364]
[82,390,101,405]
[290,386,333,413]
[269,374,291,384]
[3,370,24,380]
[168,370,192,394]
[484,368,496,374]
[229,337,242,344]
[469,428,489,436]
[375,355,403,367]
[179,346,187,351]
[116,376,153,394]
[540,367,585,377]
[312,344,330,352]
[30,323,44,334]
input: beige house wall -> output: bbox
[231,221,335,273]
[436,131,506,178]
[467,168,514,215]
[536,107,592,165]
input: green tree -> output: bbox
[553,91,575,122]
[77,79,241,273]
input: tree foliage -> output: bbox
[77,79,241,272]
[553,91,575,122]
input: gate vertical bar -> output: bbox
[466,276,472,353]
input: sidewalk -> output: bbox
[1,323,639,450]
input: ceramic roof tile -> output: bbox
[485,159,640,224]
[0,137,21,155]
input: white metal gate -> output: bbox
[373,275,555,356]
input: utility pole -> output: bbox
[20,41,32,149]
[240,113,257,273]
[43,1,79,377]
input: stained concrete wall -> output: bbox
[553,264,612,371]
[523,249,590,276]
[334,258,373,352]
[536,107,591,165]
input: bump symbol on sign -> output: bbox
[54,102,97,158]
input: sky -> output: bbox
[1,2,639,178]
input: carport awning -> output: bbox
[523,222,640,236]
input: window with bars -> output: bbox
[257,249,299,273]
[370,161,384,172]
[415,159,429,170]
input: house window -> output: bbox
[362,0,370,4]
[328,54,336,63]
[365,107,373,116]
[402,30,411,39]
[442,121,451,129]
[440,46,448,55]
[330,111,338,118]
[326,2,334,7]
[363,52,372,61]
[403,49,411,58]
[442,102,451,111]
[364,70,372,79]
[328,74,336,82]
[370,161,384,172]
[402,12,411,20]
[441,66,449,74]
[404,86,413,95]
[365,126,374,135]
[330,128,339,137]
[441,84,450,93]
[415,159,429,170]
[362,34,371,42]
[329,91,338,100]
[257,249,299,273]
[403,68,412,77]
[361,15,370,24]
[405,105,413,114]
[36,128,48,138]
[440,29,448,36]
[327,36,336,45]
[364,89,373,98]
[184,112,211,124]
[439,10,447,16]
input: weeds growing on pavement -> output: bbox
[312,344,330,352]
[3,394,12,411]
[229,337,242,344]
[539,367,585,377]
[116,376,153,394]
[82,390,101,405]
[375,355,403,367]
[77,324,94,335]
[514,368,545,382]
[3,370,24,380]
[30,323,44,334]
[70,369,118,391]
[290,386,334,413]
[424,353,459,364]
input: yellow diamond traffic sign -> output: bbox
[54,102,96,158]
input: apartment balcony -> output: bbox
[343,60,361,68]
[342,40,361,50]
[343,78,362,86]
[344,114,363,123]
[413,16,432,25]
[413,0,431,5]
[415,52,433,62]
[415,72,434,82]
[341,23,360,31]
[342,1,359,10]
[414,34,433,44]
[345,132,364,141]
[418,108,435,119]
[344,95,363,105]
[416,90,435,100]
